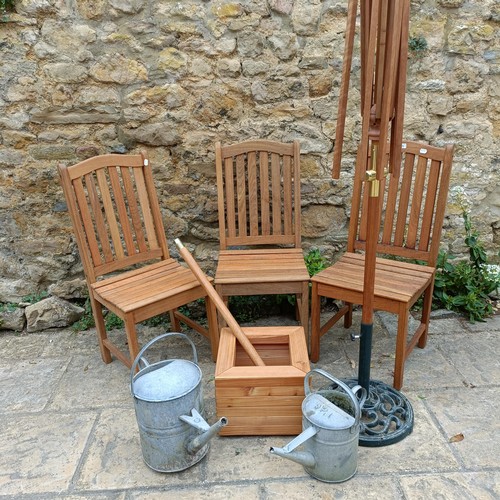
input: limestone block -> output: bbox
[48,279,87,300]
[269,0,293,16]
[0,307,25,331]
[109,0,145,15]
[43,63,88,84]
[301,205,345,238]
[25,296,84,332]
[236,31,263,57]
[122,123,181,147]
[90,54,148,84]
[267,34,298,61]
[438,0,464,6]
[158,48,189,71]
[291,1,322,36]
[0,149,25,167]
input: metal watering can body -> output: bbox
[130,333,227,473]
[270,369,366,483]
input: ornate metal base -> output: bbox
[343,378,414,447]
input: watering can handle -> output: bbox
[130,332,198,386]
[304,368,366,427]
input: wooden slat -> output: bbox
[406,154,427,248]
[109,167,136,256]
[394,151,414,246]
[259,151,270,236]
[215,142,228,249]
[66,153,144,180]
[236,153,247,237]
[224,157,236,239]
[142,157,170,259]
[94,249,163,276]
[73,177,102,266]
[283,155,292,235]
[85,172,113,262]
[419,159,440,251]
[221,140,294,157]
[271,152,282,235]
[247,151,258,236]
[133,167,159,250]
[292,140,301,246]
[382,163,400,244]
[121,166,147,253]
[96,168,125,260]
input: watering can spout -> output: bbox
[180,409,228,454]
[270,424,317,468]
[269,447,316,468]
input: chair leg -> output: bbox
[90,296,112,364]
[393,304,409,390]
[299,281,310,343]
[344,303,353,328]
[310,281,321,362]
[124,315,140,368]
[205,295,219,362]
[418,282,434,349]
[169,309,181,331]
[215,284,228,329]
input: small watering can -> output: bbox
[270,369,366,483]
[130,333,227,472]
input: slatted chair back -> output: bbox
[348,141,454,267]
[216,139,301,250]
[59,152,169,284]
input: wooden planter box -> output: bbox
[215,325,310,436]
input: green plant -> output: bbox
[0,302,18,312]
[304,248,329,277]
[433,212,500,322]
[408,35,428,54]
[22,291,49,304]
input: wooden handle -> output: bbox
[175,239,265,367]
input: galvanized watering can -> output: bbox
[270,369,366,483]
[130,333,227,472]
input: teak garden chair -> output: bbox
[310,141,454,389]
[214,139,310,339]
[58,152,218,368]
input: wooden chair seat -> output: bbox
[215,249,309,291]
[93,259,213,316]
[313,253,435,311]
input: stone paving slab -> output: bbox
[0,311,498,498]
[0,412,96,496]
[400,471,500,499]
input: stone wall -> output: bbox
[0,0,499,308]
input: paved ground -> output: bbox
[1,309,499,499]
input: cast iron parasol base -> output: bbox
[344,378,414,447]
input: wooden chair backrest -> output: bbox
[58,152,169,283]
[216,139,301,250]
[349,141,454,267]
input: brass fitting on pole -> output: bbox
[365,142,380,197]
[365,170,379,197]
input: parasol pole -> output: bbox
[332,0,414,446]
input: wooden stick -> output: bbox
[332,0,358,179]
[174,239,265,367]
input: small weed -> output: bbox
[0,302,18,312]
[409,35,428,55]
[22,291,49,304]
[304,248,329,277]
